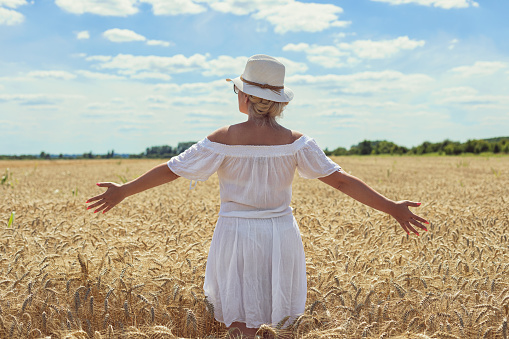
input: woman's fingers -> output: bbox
[399,221,410,235]
[398,218,420,236]
[411,213,429,225]
[96,182,114,188]
[86,198,104,209]
[405,201,422,208]
[410,218,427,232]
[85,183,111,204]
[93,204,107,213]
[86,182,113,212]
[102,205,114,214]
[405,222,419,236]
[86,193,104,203]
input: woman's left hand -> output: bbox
[389,200,429,236]
[86,182,126,214]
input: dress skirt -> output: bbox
[203,214,307,329]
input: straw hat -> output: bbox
[227,54,294,103]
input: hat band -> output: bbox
[240,76,284,95]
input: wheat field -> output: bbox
[0,156,508,339]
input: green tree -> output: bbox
[177,142,196,154]
[358,140,372,155]
[332,147,347,156]
[473,140,490,154]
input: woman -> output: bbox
[86,54,428,338]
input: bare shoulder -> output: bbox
[291,130,304,141]
[207,126,230,144]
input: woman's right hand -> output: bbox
[387,200,429,236]
[86,182,126,214]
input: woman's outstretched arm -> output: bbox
[319,170,429,236]
[86,163,179,214]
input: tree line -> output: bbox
[1,137,508,160]
[324,137,509,156]
[0,142,197,160]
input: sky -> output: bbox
[0,0,508,155]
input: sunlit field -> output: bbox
[0,156,508,339]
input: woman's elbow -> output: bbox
[319,170,349,190]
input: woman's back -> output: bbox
[207,122,303,146]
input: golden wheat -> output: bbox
[0,156,508,338]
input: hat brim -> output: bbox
[227,77,293,103]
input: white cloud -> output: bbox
[26,70,77,80]
[0,93,84,105]
[89,53,208,75]
[130,72,172,80]
[179,80,227,92]
[284,43,349,68]
[103,28,146,42]
[202,55,248,77]
[102,29,173,47]
[51,0,348,34]
[169,96,230,106]
[448,38,459,50]
[154,80,226,93]
[54,0,139,16]
[206,0,274,15]
[438,94,506,107]
[146,95,170,104]
[450,61,508,77]
[76,30,90,39]
[432,87,508,110]
[203,0,349,34]
[76,70,125,80]
[145,93,229,106]
[86,53,306,79]
[283,36,424,68]
[370,0,479,9]
[287,70,434,94]
[306,55,348,68]
[85,100,133,111]
[0,6,24,25]
[339,36,426,59]
[146,39,172,47]
[253,1,350,34]
[85,55,112,62]
[140,0,206,15]
[0,0,27,8]
[283,43,310,53]
[153,84,180,92]
[285,44,346,57]
[275,57,308,75]
[435,86,478,97]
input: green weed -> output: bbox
[456,160,470,168]
[1,169,10,185]
[490,167,500,177]
[7,211,15,228]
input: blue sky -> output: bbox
[1,0,508,154]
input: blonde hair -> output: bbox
[246,94,289,127]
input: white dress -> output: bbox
[167,135,341,328]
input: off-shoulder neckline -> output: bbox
[204,135,306,148]
[200,135,312,157]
